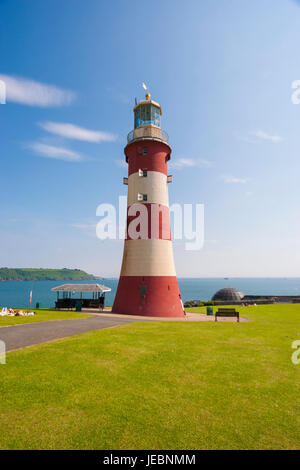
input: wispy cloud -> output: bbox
[115,159,127,168]
[253,130,283,143]
[28,142,83,162]
[241,130,283,144]
[107,87,130,104]
[70,221,97,238]
[0,74,75,107]
[221,175,248,184]
[39,121,117,143]
[170,158,213,170]
[71,223,96,229]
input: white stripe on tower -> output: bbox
[127,171,169,206]
[119,239,176,277]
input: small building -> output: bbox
[52,283,111,310]
[185,287,300,307]
[211,288,300,305]
[212,287,244,303]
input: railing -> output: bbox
[127,130,134,143]
[127,128,169,144]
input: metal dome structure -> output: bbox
[212,287,244,302]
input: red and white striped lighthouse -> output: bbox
[112,92,185,317]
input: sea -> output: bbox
[1,278,300,309]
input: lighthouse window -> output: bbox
[151,105,160,127]
[134,104,161,128]
[140,105,151,123]
[138,193,147,201]
[139,169,147,177]
[134,107,141,128]
[139,285,147,294]
[142,148,148,155]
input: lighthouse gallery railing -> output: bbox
[127,128,169,144]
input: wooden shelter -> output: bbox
[52,283,111,310]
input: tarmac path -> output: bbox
[0,315,139,352]
[0,311,248,352]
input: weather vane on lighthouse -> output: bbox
[142,82,151,100]
[112,88,185,317]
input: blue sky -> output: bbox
[1,0,300,277]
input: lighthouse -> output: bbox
[112,91,185,317]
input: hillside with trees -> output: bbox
[0,268,98,281]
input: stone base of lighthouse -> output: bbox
[112,276,184,317]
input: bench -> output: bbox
[215,308,239,322]
[55,299,75,310]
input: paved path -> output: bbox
[0,316,139,352]
[95,311,249,323]
[0,312,249,352]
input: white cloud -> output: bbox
[71,223,96,229]
[115,159,127,168]
[241,130,283,144]
[172,158,196,169]
[170,158,213,170]
[0,74,75,107]
[39,121,117,143]
[221,175,248,184]
[70,221,97,238]
[107,87,130,104]
[28,142,83,162]
[253,130,282,143]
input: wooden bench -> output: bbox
[215,308,239,322]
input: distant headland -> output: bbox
[0,268,101,282]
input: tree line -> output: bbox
[0,268,96,281]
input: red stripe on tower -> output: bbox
[126,140,170,176]
[112,92,185,317]
[126,203,171,241]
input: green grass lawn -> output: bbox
[0,309,90,326]
[0,304,299,449]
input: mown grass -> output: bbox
[0,309,90,326]
[0,304,299,449]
